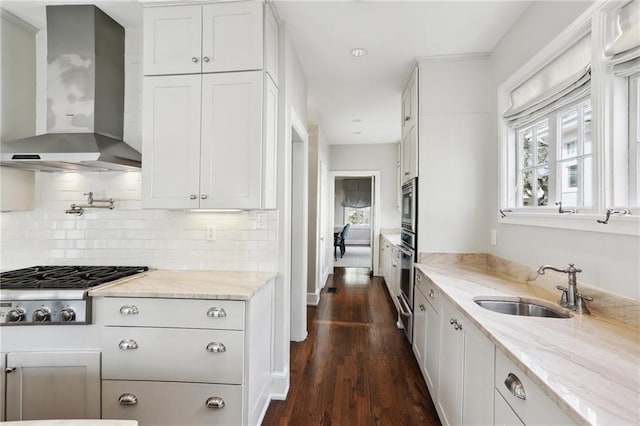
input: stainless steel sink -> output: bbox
[474,299,571,318]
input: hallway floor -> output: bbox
[262,267,440,426]
[334,245,371,268]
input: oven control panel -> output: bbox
[0,300,87,325]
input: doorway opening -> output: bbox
[328,171,381,275]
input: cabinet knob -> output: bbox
[119,305,139,315]
[419,304,426,312]
[504,373,526,400]
[206,396,225,409]
[207,307,227,318]
[200,194,208,200]
[118,339,139,350]
[190,194,197,200]
[404,116,411,122]
[449,318,455,325]
[206,342,227,353]
[203,56,210,63]
[428,289,435,299]
[192,57,199,63]
[118,393,138,406]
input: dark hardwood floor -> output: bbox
[262,267,441,426]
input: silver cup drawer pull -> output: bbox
[118,339,139,350]
[206,342,227,353]
[206,396,225,409]
[119,305,139,315]
[207,307,227,318]
[118,393,138,405]
[505,373,526,400]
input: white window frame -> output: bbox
[497,1,640,236]
[629,74,640,206]
[343,206,371,228]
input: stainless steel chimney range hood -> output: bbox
[0,5,141,172]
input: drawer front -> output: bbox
[98,298,245,330]
[103,380,243,426]
[102,327,244,384]
[495,350,574,425]
[415,269,439,312]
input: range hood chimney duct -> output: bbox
[0,5,141,172]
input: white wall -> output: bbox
[417,56,490,254]
[1,11,36,142]
[330,143,400,230]
[487,1,640,300]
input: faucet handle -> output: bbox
[575,293,593,315]
[567,263,582,273]
[555,285,569,307]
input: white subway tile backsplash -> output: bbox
[1,172,278,272]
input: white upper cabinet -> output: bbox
[264,2,279,85]
[401,66,418,183]
[143,71,273,209]
[144,2,264,75]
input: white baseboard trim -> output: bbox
[270,370,290,400]
[307,290,320,306]
[250,378,273,426]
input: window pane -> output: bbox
[522,170,534,206]
[536,165,549,206]
[345,207,370,226]
[583,157,592,207]
[522,128,534,167]
[561,109,578,160]
[537,122,549,165]
[583,104,592,155]
[559,159,578,206]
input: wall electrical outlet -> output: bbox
[256,212,268,230]
[490,229,497,246]
[206,225,216,241]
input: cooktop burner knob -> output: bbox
[60,308,76,322]
[33,307,51,322]
[7,307,26,322]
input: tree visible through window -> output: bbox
[344,207,370,226]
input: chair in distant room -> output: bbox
[334,223,350,260]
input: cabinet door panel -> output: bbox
[462,321,495,425]
[6,351,100,421]
[143,5,202,75]
[402,125,417,182]
[202,2,263,73]
[102,327,244,384]
[103,380,243,426]
[437,300,464,426]
[424,299,439,395]
[413,289,427,371]
[200,72,263,208]
[142,75,201,209]
[495,390,525,426]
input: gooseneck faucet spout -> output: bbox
[537,263,587,312]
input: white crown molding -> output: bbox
[416,52,490,63]
[0,9,39,34]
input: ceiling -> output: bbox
[2,0,531,147]
[274,0,531,145]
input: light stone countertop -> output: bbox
[89,270,278,300]
[381,232,401,246]
[415,261,640,426]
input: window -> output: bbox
[514,99,592,208]
[630,74,640,206]
[344,206,370,226]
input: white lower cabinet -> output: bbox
[5,351,101,421]
[495,350,574,425]
[97,279,275,426]
[495,389,525,426]
[436,297,494,426]
[412,269,440,395]
[103,380,243,426]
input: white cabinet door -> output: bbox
[413,289,427,371]
[142,74,202,209]
[201,2,263,73]
[402,124,417,182]
[437,300,465,426]
[6,351,100,421]
[200,71,263,209]
[424,297,439,395]
[143,5,202,75]
[402,67,417,135]
[462,319,495,425]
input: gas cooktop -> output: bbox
[0,265,149,290]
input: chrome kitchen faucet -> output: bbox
[537,263,593,314]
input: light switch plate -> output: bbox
[490,229,497,245]
[256,212,268,230]
[206,225,216,241]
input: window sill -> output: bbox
[498,211,640,236]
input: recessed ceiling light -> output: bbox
[353,131,362,135]
[352,118,362,123]
[350,48,367,57]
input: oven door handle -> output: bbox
[396,295,412,317]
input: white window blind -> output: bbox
[342,178,372,208]
[503,35,591,127]
[606,0,640,77]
